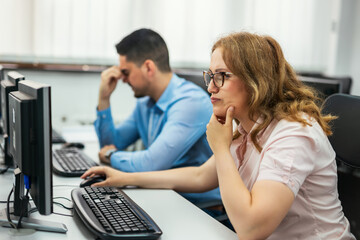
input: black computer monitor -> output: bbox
[0,80,66,232]
[299,76,343,99]
[0,71,25,168]
[0,65,4,81]
[0,65,4,134]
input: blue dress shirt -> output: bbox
[95,74,220,204]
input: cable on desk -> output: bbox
[54,196,71,201]
[26,202,73,216]
[54,201,73,210]
[0,166,9,174]
[0,197,34,204]
[53,184,79,188]
[27,206,74,217]
[1,198,73,209]
[17,188,30,229]
[5,186,17,229]
[53,196,73,210]
[2,192,73,229]
[28,207,37,214]
[52,212,73,217]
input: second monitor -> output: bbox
[0,71,25,167]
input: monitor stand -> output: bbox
[0,209,68,233]
[0,168,67,233]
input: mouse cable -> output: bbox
[53,212,73,217]
[5,186,17,229]
[26,207,73,218]
[53,201,73,210]
[17,188,30,229]
[53,184,79,188]
[0,166,10,174]
[53,196,71,202]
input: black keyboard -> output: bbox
[52,148,98,177]
[72,187,162,240]
[52,128,66,144]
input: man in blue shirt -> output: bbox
[95,28,220,205]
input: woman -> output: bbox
[82,32,355,239]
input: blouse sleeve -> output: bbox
[257,131,318,196]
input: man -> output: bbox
[95,28,220,205]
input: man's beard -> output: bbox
[134,92,145,98]
[133,89,146,98]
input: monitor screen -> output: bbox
[299,76,343,99]
[9,80,53,215]
[0,65,3,134]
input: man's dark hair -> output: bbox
[115,28,171,72]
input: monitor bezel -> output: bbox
[9,80,53,215]
[299,76,343,99]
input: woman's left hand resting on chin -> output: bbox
[206,106,234,154]
[81,166,128,187]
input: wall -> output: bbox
[2,69,136,131]
[348,0,360,95]
[0,0,359,125]
[0,0,342,71]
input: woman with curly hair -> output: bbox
[82,32,355,239]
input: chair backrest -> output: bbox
[322,94,360,168]
[322,93,360,239]
[174,69,209,94]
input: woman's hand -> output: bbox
[206,106,234,154]
[80,166,129,187]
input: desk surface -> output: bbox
[0,137,237,240]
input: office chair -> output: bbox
[322,93,360,239]
[175,69,209,94]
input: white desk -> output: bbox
[0,138,237,239]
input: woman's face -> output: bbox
[208,48,250,122]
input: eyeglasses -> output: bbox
[203,70,234,88]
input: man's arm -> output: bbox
[98,66,122,110]
[94,106,140,149]
[110,96,213,172]
[95,66,140,149]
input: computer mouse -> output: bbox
[80,175,106,187]
[63,142,85,149]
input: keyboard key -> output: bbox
[52,148,98,177]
